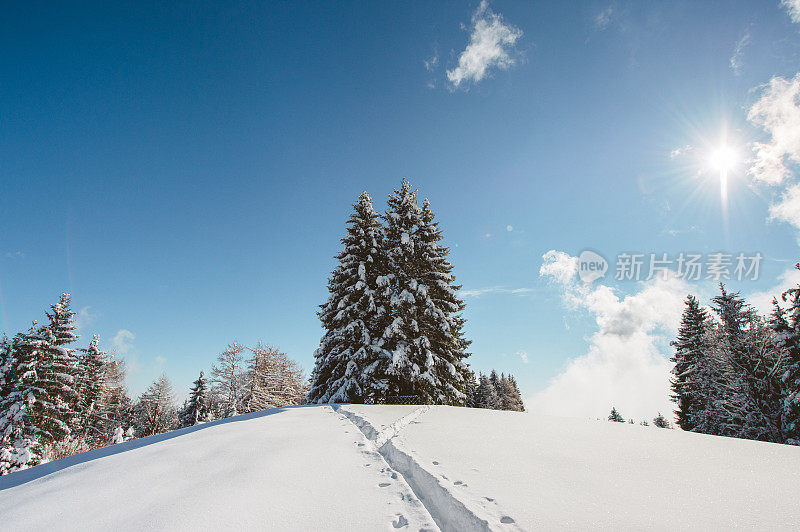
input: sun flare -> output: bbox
[709,145,737,172]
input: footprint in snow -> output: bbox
[378,483,391,488]
[484,497,495,502]
[500,516,516,524]
[392,514,409,528]
[454,481,463,485]
[432,461,439,465]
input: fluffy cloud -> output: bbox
[446,1,522,89]
[539,250,578,286]
[748,74,800,186]
[112,329,136,355]
[516,350,529,364]
[748,264,800,315]
[74,306,97,331]
[747,74,800,236]
[530,251,689,420]
[783,0,800,23]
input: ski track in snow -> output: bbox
[335,405,522,532]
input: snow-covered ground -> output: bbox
[2,405,799,531]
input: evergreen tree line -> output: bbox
[0,294,127,474]
[308,179,472,405]
[671,271,800,445]
[465,370,525,411]
[0,294,306,475]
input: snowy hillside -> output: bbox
[1,405,799,531]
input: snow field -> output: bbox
[0,406,436,531]
[346,405,800,531]
[3,404,800,531]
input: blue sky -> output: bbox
[3,1,800,418]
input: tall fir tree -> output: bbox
[34,294,82,442]
[380,180,472,404]
[0,330,43,474]
[412,198,471,404]
[711,284,783,441]
[670,295,709,431]
[308,191,391,403]
[773,266,800,444]
[13,320,71,443]
[475,373,499,409]
[179,371,213,426]
[381,179,425,399]
[77,335,107,439]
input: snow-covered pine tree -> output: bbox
[245,342,306,411]
[0,330,43,475]
[475,373,499,409]
[774,266,800,444]
[133,374,177,437]
[711,284,783,442]
[179,371,213,426]
[411,197,471,405]
[211,342,246,417]
[670,295,708,431]
[0,334,11,402]
[381,179,426,400]
[308,191,391,403]
[653,412,671,428]
[35,294,82,442]
[463,370,478,407]
[608,407,625,422]
[506,375,525,412]
[10,319,69,444]
[76,334,107,440]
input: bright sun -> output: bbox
[709,145,737,172]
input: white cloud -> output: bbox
[3,251,24,259]
[770,182,800,231]
[539,249,579,286]
[747,74,800,237]
[516,350,529,364]
[594,6,614,30]
[112,329,136,355]
[747,74,800,186]
[729,30,751,75]
[530,251,689,421]
[74,306,97,331]
[460,286,535,298]
[748,264,800,315]
[446,1,522,89]
[783,0,800,23]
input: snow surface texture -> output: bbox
[343,405,800,530]
[2,405,800,530]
